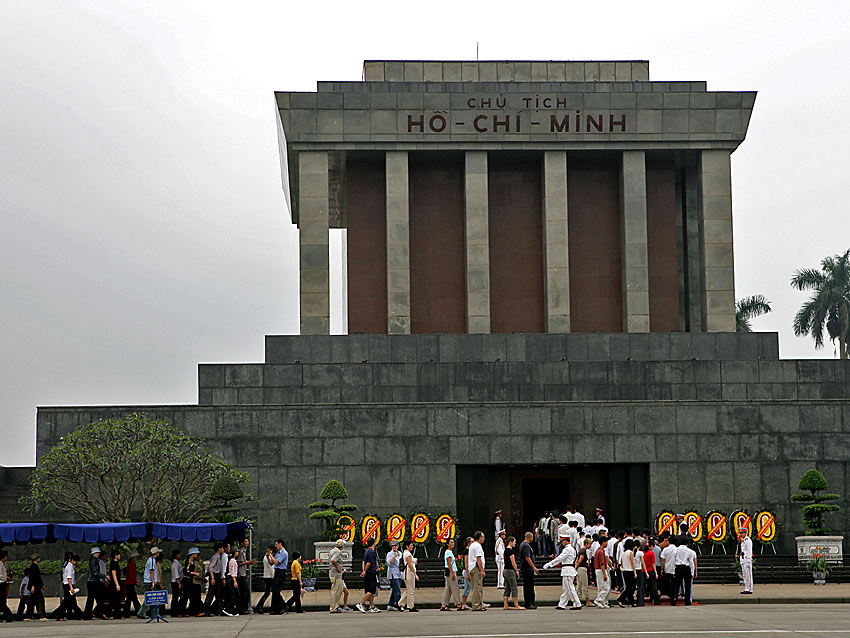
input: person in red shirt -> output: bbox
[643,538,661,605]
[123,551,140,618]
[592,537,610,608]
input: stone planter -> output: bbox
[314,541,354,570]
[812,572,827,585]
[378,576,391,590]
[302,577,317,592]
[795,536,844,564]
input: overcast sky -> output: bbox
[2,1,849,467]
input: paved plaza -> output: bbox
[2,603,849,638]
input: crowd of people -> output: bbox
[0,506,756,622]
[0,537,272,622]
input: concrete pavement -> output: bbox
[3,603,850,637]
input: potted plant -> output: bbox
[807,553,830,585]
[792,469,843,563]
[308,479,358,566]
[301,558,319,591]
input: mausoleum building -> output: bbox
[27,61,849,555]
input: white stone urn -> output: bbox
[795,536,844,564]
[314,540,354,570]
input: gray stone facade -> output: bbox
[279,60,754,334]
[34,332,850,553]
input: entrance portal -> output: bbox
[521,476,571,538]
[456,463,649,554]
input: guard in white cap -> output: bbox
[736,528,754,594]
[495,529,506,589]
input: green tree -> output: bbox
[736,295,772,332]
[209,476,249,523]
[21,413,251,523]
[308,479,358,541]
[791,249,850,358]
[791,469,841,535]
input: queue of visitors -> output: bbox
[0,512,754,621]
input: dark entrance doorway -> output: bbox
[521,477,571,536]
[456,463,649,555]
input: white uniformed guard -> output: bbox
[737,529,754,594]
[495,529,506,589]
[543,536,581,610]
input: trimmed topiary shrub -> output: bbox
[309,480,358,541]
[791,469,841,535]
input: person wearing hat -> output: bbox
[384,540,402,611]
[184,548,204,616]
[494,510,503,537]
[136,547,163,619]
[83,547,106,620]
[494,529,506,589]
[544,534,581,610]
[328,539,348,613]
[595,508,606,528]
[123,550,140,618]
[736,528,754,595]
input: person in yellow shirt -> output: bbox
[285,552,304,613]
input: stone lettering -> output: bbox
[405,109,628,135]
[407,114,424,132]
[609,113,627,132]
[493,114,510,132]
[429,114,447,133]
[587,114,603,132]
[550,114,569,132]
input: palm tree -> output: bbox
[735,295,772,332]
[791,249,850,359]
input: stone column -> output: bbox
[542,151,570,333]
[386,151,410,334]
[465,151,490,333]
[620,151,651,332]
[699,150,736,332]
[298,151,330,335]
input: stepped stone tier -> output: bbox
[21,61,848,557]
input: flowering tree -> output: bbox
[21,412,251,522]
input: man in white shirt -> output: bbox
[494,510,503,537]
[557,515,570,541]
[670,537,693,606]
[537,514,550,556]
[495,530,506,589]
[567,521,580,552]
[660,537,678,602]
[736,529,754,594]
[573,508,586,530]
[467,531,486,611]
[687,543,698,603]
[543,537,581,610]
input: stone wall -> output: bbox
[34,333,850,554]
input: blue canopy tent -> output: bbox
[1,521,254,590]
[0,523,51,545]
[2,521,250,544]
[151,521,249,542]
[53,522,149,543]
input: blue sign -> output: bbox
[144,589,169,606]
